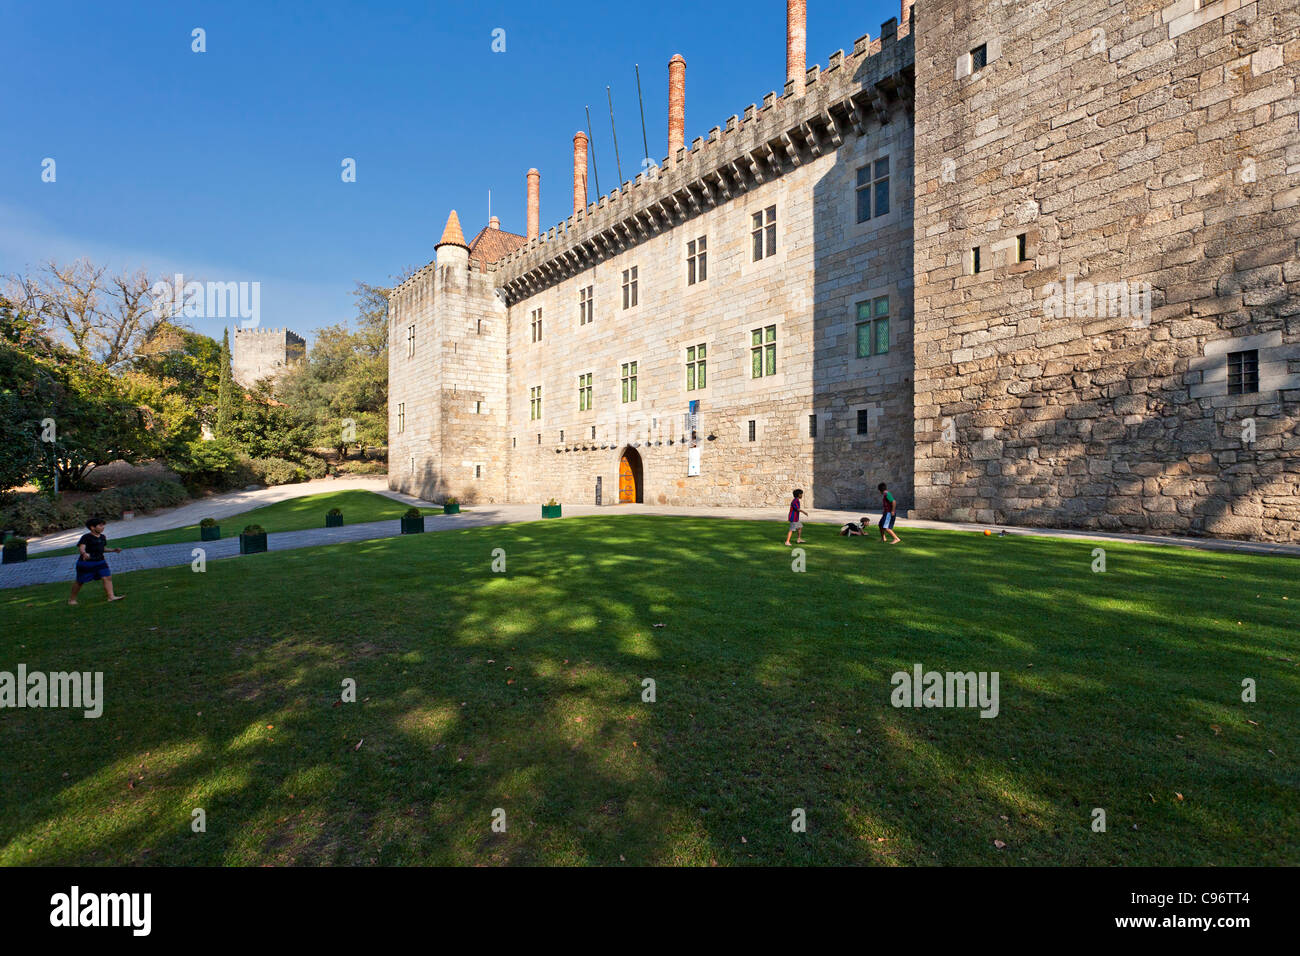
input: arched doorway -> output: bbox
[618,446,643,503]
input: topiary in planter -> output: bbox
[239,523,268,555]
[200,517,221,541]
[2,536,28,564]
[400,507,425,534]
[326,507,344,528]
[443,496,460,515]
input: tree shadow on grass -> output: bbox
[1,517,1295,865]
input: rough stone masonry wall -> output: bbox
[912,0,1300,541]
[501,104,915,511]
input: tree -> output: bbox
[216,328,234,436]
[275,275,404,459]
[0,298,57,493]
[5,259,185,370]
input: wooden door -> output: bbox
[619,455,635,503]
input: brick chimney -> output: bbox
[526,168,540,238]
[787,0,806,96]
[573,132,588,214]
[668,55,685,159]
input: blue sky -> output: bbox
[1,0,897,344]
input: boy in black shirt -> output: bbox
[69,517,125,605]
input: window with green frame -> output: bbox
[578,372,593,411]
[686,343,707,390]
[621,361,638,402]
[855,296,890,358]
[529,385,542,420]
[751,325,776,378]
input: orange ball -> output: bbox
[984,530,992,536]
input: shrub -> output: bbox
[242,524,266,535]
[545,498,559,507]
[172,438,255,492]
[403,507,421,519]
[249,457,304,486]
[334,460,386,476]
[327,507,342,517]
[200,517,218,528]
[0,479,191,537]
[444,496,458,505]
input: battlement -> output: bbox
[390,14,914,302]
[490,17,912,299]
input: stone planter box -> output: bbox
[542,504,562,519]
[401,516,425,534]
[326,513,344,528]
[200,526,221,541]
[443,503,460,515]
[2,540,28,564]
[239,532,268,555]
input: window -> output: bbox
[530,308,543,342]
[537,433,541,444]
[475,465,482,479]
[855,296,890,358]
[857,409,870,435]
[560,430,564,443]
[855,157,891,223]
[397,402,405,434]
[1016,233,1028,263]
[529,385,542,421]
[686,343,707,390]
[809,415,817,439]
[971,247,982,274]
[474,401,483,414]
[621,361,638,402]
[751,206,777,261]
[622,267,638,309]
[1228,350,1260,395]
[578,372,593,411]
[971,43,988,71]
[748,420,757,442]
[513,437,517,448]
[406,324,416,357]
[687,237,708,284]
[751,325,777,378]
[579,284,594,325]
[591,426,596,439]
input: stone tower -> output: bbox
[232,327,306,388]
[387,211,512,503]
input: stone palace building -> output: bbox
[387,0,1299,542]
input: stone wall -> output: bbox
[911,0,1300,541]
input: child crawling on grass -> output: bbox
[69,517,125,605]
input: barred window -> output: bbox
[1228,350,1259,395]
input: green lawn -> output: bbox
[42,490,443,556]
[1,516,1295,866]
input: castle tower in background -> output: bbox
[232,326,306,389]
